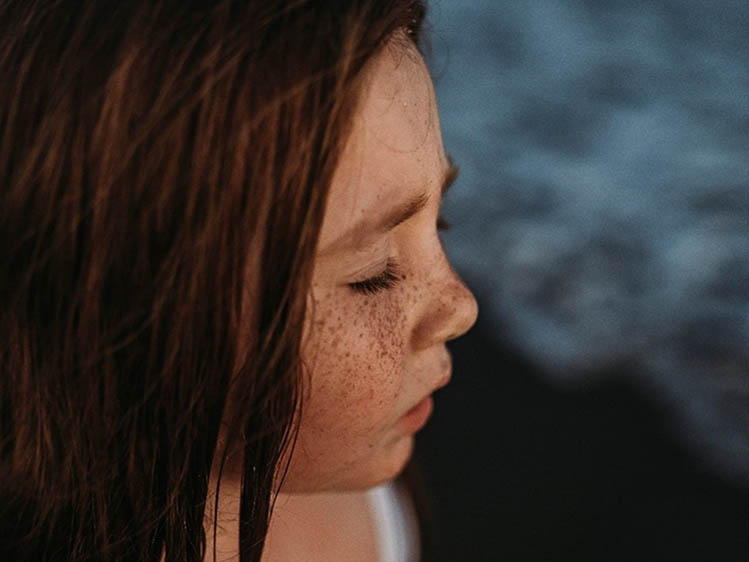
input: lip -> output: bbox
[398,360,452,433]
[398,395,434,433]
[434,366,452,391]
[433,354,453,392]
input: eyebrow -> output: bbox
[380,159,458,233]
[319,157,459,256]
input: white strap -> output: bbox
[367,480,420,562]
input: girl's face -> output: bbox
[283,43,478,493]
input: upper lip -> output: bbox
[433,354,453,392]
[402,353,453,416]
[435,370,451,392]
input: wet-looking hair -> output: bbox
[0,2,426,561]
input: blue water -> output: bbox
[427,1,749,480]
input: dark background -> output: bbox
[416,306,749,562]
[413,1,749,560]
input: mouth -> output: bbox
[433,353,453,392]
[398,358,453,433]
[434,367,452,392]
[398,395,434,433]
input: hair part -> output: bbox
[0,1,426,561]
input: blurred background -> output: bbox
[414,1,749,560]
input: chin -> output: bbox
[281,435,415,494]
[351,434,415,491]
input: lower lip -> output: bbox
[399,395,434,433]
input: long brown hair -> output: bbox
[0,2,426,561]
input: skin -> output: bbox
[284,40,478,493]
[205,38,478,561]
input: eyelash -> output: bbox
[349,258,402,295]
[348,214,451,296]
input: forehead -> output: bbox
[317,43,446,252]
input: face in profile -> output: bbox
[283,41,478,493]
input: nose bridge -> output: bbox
[410,248,479,350]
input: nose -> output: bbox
[411,261,479,350]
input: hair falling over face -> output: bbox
[0,1,427,561]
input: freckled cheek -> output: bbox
[303,291,409,428]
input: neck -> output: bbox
[202,476,379,562]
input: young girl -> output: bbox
[0,1,477,561]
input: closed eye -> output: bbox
[348,259,402,295]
